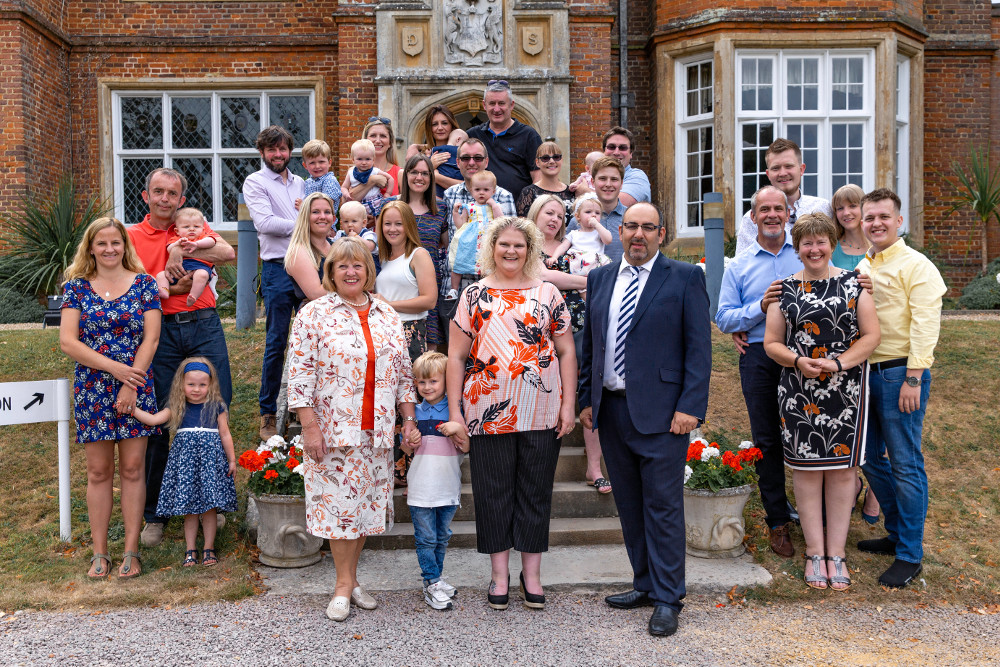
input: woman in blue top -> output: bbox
[60,217,161,579]
[830,184,869,270]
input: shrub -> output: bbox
[0,287,45,324]
[958,257,1000,310]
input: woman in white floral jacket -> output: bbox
[288,237,418,622]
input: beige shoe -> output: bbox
[140,522,164,547]
[350,585,377,610]
[259,414,277,441]
[326,595,350,621]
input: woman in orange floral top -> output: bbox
[288,237,418,622]
[446,216,577,611]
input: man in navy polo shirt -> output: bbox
[467,79,543,200]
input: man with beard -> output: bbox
[715,185,803,558]
[242,125,305,441]
[578,202,711,637]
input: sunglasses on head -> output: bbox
[538,154,562,163]
[488,79,510,87]
[367,116,392,126]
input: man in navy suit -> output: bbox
[578,202,711,637]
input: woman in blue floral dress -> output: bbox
[60,218,161,579]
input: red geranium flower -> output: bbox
[286,457,300,470]
[264,469,279,481]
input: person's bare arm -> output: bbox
[552,331,578,439]
[618,192,638,207]
[538,266,587,291]
[594,222,613,246]
[763,301,823,378]
[132,407,171,427]
[446,321,473,445]
[816,288,880,373]
[60,309,147,388]
[384,248,437,313]
[285,250,328,302]
[218,411,237,477]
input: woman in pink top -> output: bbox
[446,216,577,611]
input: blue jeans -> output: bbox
[260,260,299,415]
[861,366,931,564]
[410,505,458,584]
[144,309,232,523]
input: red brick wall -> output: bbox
[568,9,614,178]
[0,22,27,226]
[624,0,655,199]
[990,7,1000,262]
[333,16,377,178]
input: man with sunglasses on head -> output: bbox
[467,79,543,199]
[442,138,518,294]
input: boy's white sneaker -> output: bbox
[423,581,454,610]
[444,288,459,300]
[437,578,457,598]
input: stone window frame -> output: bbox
[655,32,922,245]
[98,77,324,232]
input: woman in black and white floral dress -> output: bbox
[764,212,880,591]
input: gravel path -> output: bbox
[3,591,998,666]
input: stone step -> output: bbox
[393,480,618,523]
[365,516,624,550]
[459,446,606,484]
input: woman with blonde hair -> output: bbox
[516,142,573,217]
[285,192,337,302]
[831,183,869,270]
[345,117,401,201]
[288,236,417,621]
[447,216,577,611]
[59,217,161,579]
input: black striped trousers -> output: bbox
[469,429,561,554]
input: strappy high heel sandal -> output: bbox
[827,555,852,591]
[804,553,828,590]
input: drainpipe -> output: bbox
[619,0,629,128]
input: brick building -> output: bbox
[1,0,996,288]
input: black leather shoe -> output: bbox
[605,589,653,609]
[878,559,922,589]
[648,606,680,637]
[519,572,545,610]
[858,536,897,556]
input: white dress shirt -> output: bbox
[603,253,659,391]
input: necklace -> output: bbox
[800,265,831,283]
[93,272,127,299]
[340,292,370,308]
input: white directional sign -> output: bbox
[0,379,70,426]
[0,379,73,540]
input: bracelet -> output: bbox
[834,358,843,372]
[793,355,801,370]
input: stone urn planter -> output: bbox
[251,493,323,568]
[683,484,753,558]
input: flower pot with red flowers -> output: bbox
[239,435,323,568]
[683,438,763,559]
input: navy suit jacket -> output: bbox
[578,253,711,434]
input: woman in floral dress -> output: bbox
[528,195,610,494]
[60,218,161,579]
[446,216,577,611]
[288,237,417,622]
[764,213,880,591]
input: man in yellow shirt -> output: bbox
[855,188,947,589]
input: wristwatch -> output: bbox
[403,416,416,422]
[904,376,922,387]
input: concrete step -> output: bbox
[459,446,606,484]
[366,516,624,550]
[393,481,618,523]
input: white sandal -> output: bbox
[326,595,350,621]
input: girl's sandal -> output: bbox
[89,553,112,579]
[804,553,828,590]
[827,555,852,591]
[202,549,218,567]
[118,551,142,579]
[182,550,199,567]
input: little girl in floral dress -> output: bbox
[133,357,236,567]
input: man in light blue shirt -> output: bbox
[716,185,802,558]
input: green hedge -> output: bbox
[0,287,45,324]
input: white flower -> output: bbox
[700,446,720,461]
[265,435,286,450]
[684,465,693,484]
[292,463,304,475]
[690,437,708,447]
[996,272,1000,284]
[739,440,754,450]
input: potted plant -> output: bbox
[238,435,323,568]
[683,438,763,559]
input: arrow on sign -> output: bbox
[23,393,44,410]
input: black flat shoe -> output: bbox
[858,536,897,556]
[605,589,653,609]
[519,572,545,610]
[879,559,922,589]
[487,575,509,610]
[648,606,680,637]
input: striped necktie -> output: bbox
[613,266,641,380]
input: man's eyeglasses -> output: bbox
[605,143,630,152]
[458,155,487,163]
[538,154,562,162]
[367,116,392,126]
[621,222,660,233]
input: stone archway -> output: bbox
[406,91,542,143]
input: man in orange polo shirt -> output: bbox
[128,167,236,547]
